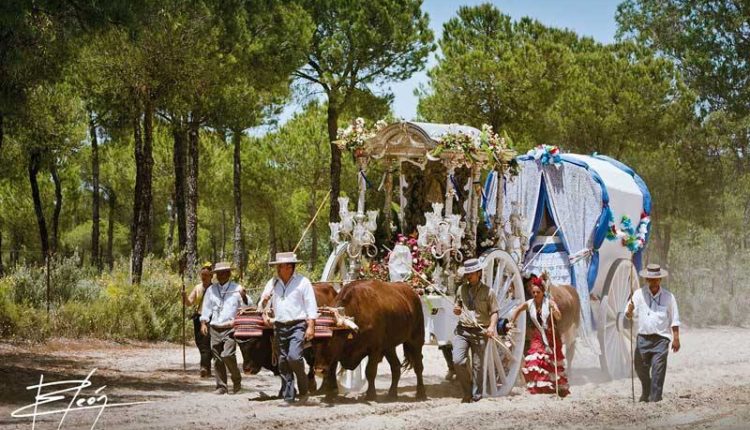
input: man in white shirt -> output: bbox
[200,262,248,394]
[626,263,681,402]
[260,252,317,405]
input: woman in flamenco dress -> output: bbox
[509,277,570,396]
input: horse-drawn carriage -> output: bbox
[321,120,651,395]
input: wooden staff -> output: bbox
[180,262,186,373]
[293,190,331,254]
[628,285,635,403]
[549,297,560,397]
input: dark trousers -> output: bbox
[439,344,455,373]
[634,334,670,402]
[452,326,487,399]
[210,326,242,392]
[274,321,308,401]
[192,315,211,371]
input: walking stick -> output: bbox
[180,262,186,373]
[550,298,560,397]
[626,267,635,403]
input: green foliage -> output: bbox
[0,257,184,341]
[617,0,750,115]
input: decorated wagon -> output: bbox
[321,119,651,395]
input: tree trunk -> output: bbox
[269,210,277,258]
[28,151,49,260]
[308,191,318,271]
[50,161,62,255]
[0,228,4,276]
[232,131,243,271]
[327,104,342,224]
[107,189,116,271]
[166,193,176,255]
[90,115,101,270]
[0,112,3,152]
[131,103,154,284]
[221,209,226,260]
[172,124,187,262]
[185,119,199,275]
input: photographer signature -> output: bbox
[10,368,150,430]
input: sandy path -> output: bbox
[1,326,749,429]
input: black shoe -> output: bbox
[213,388,228,395]
[232,382,242,394]
[639,395,649,402]
[472,395,483,402]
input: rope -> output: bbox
[293,190,331,254]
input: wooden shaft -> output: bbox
[550,301,560,397]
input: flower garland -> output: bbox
[606,213,650,253]
[335,117,388,152]
[527,145,562,167]
[429,124,517,169]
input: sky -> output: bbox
[389,0,622,120]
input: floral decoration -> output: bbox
[429,124,517,169]
[527,145,562,167]
[606,213,650,253]
[335,117,388,152]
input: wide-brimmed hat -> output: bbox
[458,258,483,276]
[268,252,302,265]
[639,263,668,279]
[213,261,232,272]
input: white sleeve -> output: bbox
[634,289,645,313]
[200,286,213,322]
[669,293,680,327]
[257,279,274,306]
[303,279,319,320]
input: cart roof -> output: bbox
[365,121,481,159]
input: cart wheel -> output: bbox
[320,241,366,393]
[597,258,639,380]
[478,248,526,397]
[320,242,355,290]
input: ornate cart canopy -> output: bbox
[364,122,482,160]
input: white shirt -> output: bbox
[627,286,680,341]
[260,274,318,323]
[200,281,244,327]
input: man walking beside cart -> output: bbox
[626,263,681,403]
[200,262,248,394]
[260,252,318,406]
[452,258,499,403]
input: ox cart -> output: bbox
[321,120,651,395]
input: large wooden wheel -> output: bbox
[478,248,526,397]
[320,241,366,393]
[597,258,639,380]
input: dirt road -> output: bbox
[1,326,748,429]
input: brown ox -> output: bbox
[523,283,581,367]
[239,282,338,393]
[313,280,426,401]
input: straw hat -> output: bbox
[639,263,668,279]
[458,258,483,276]
[213,261,232,272]
[268,252,302,265]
